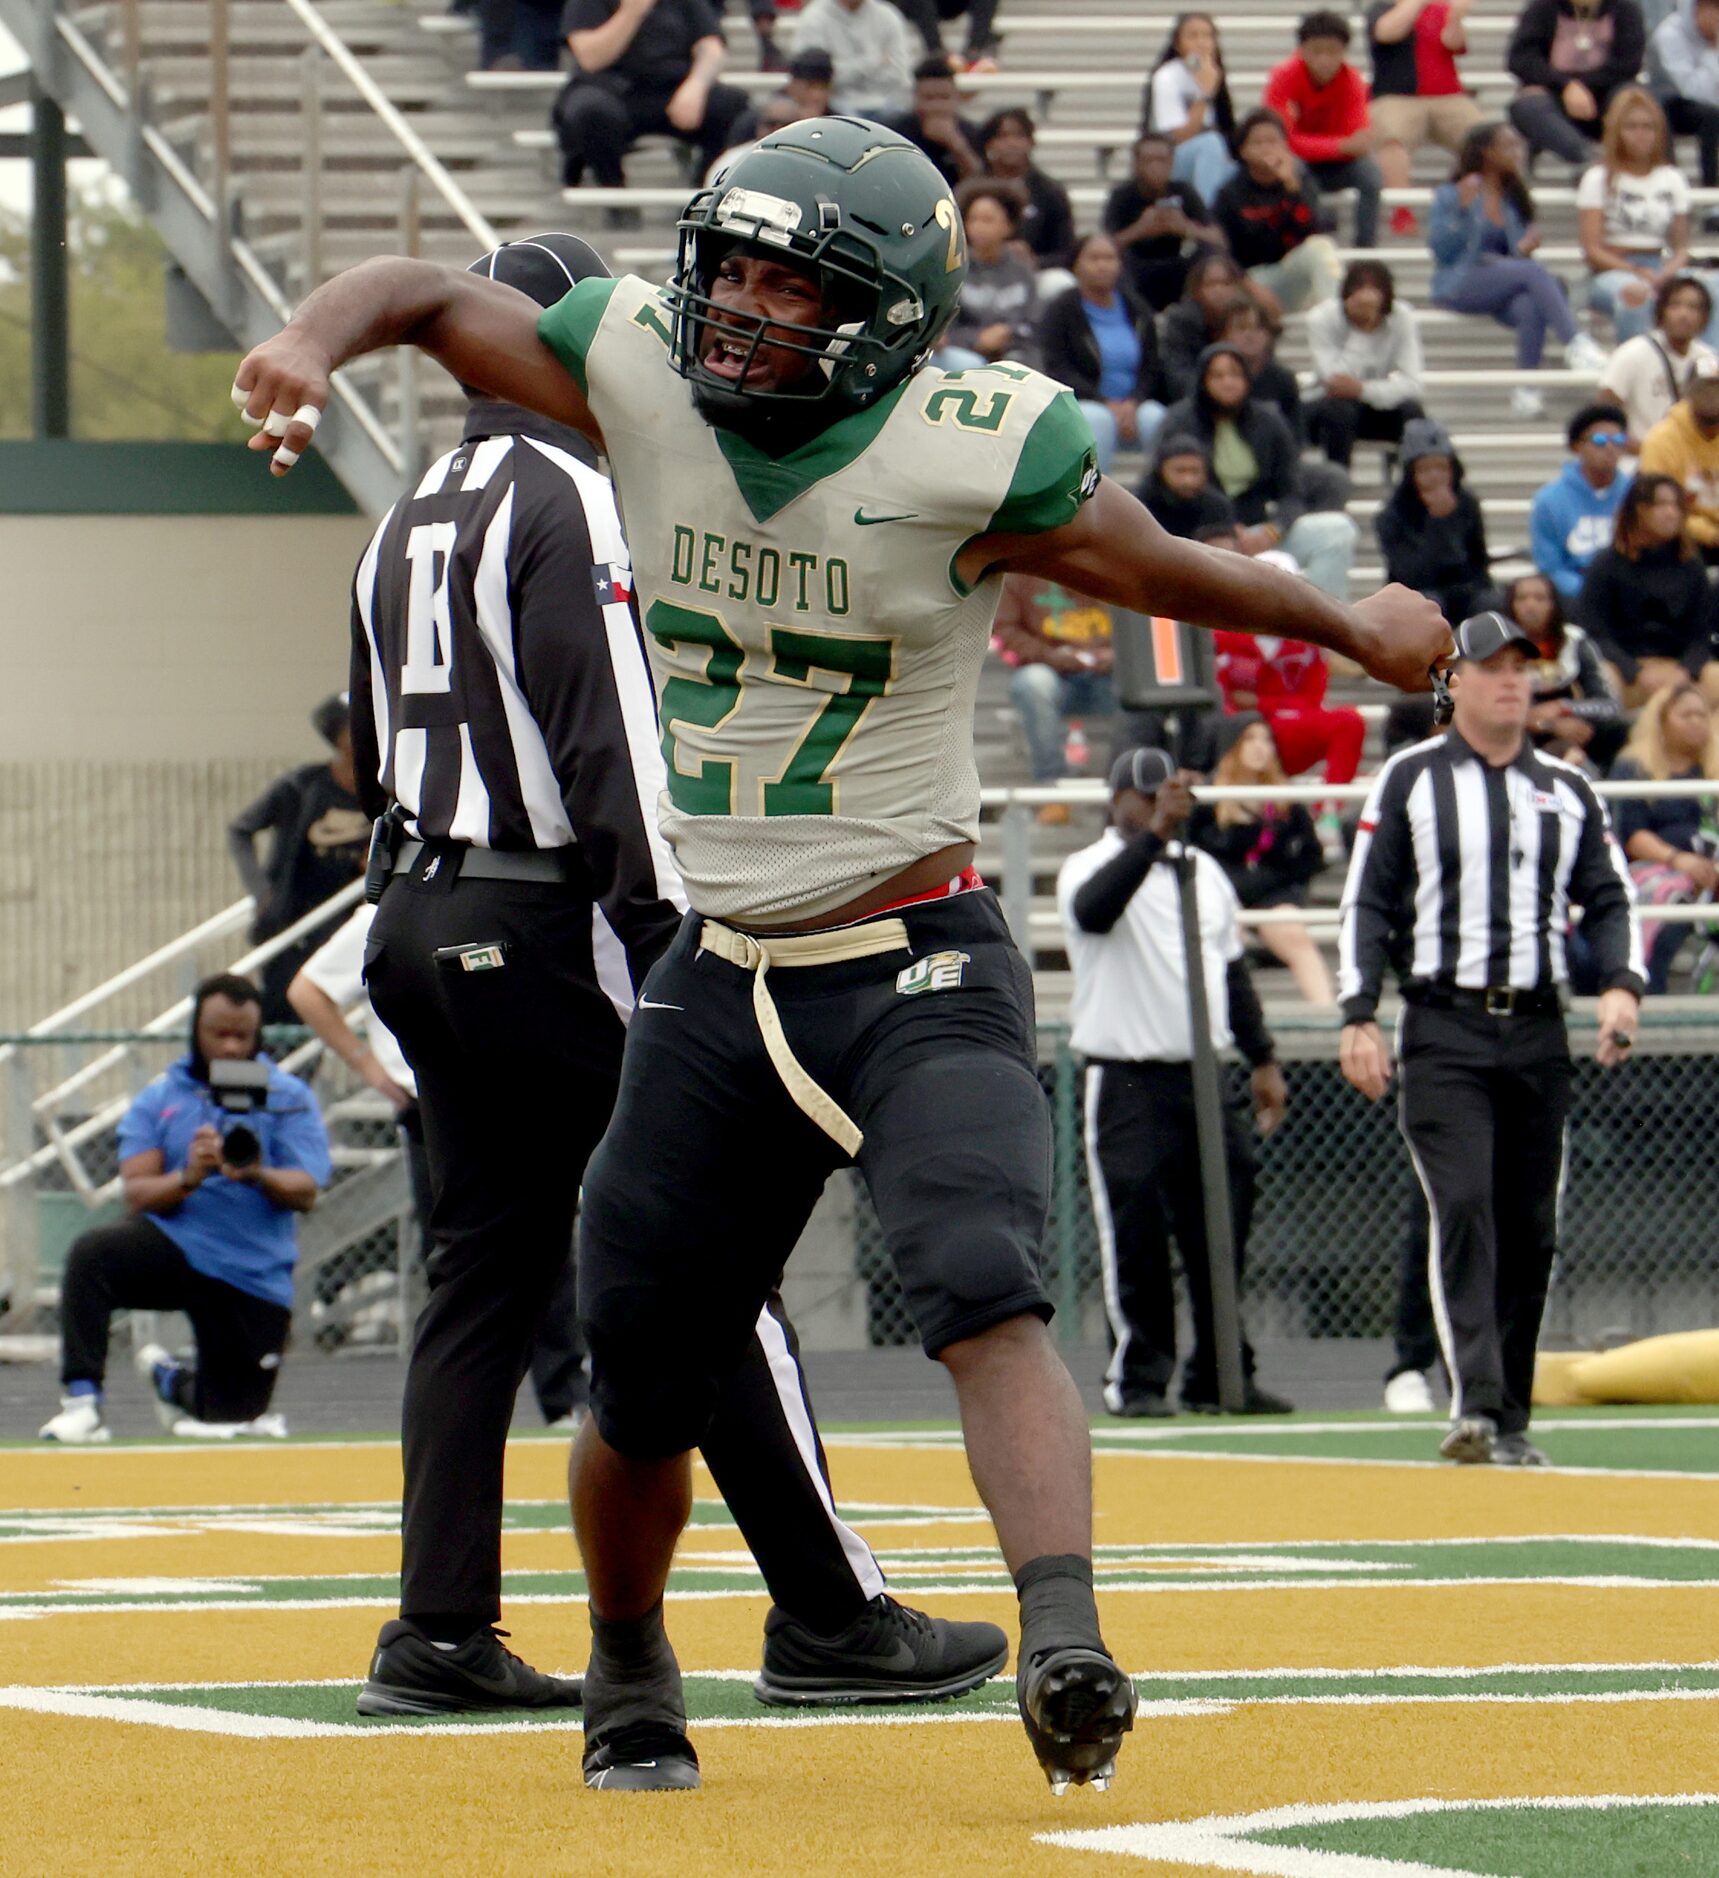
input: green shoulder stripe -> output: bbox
[535,276,622,396]
[986,392,1100,538]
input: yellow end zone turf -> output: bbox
[6,1425,1719,1876]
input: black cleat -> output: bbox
[1108,1391,1175,1419]
[1017,1646,1136,1795]
[355,1619,582,1717]
[1440,1413,1498,1465]
[1492,1430,1549,1467]
[583,1721,702,1791]
[754,1594,1008,1707]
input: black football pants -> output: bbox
[59,1216,290,1422]
[1397,1003,1571,1437]
[367,869,884,1633]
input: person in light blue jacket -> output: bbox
[1430,121,1608,418]
[1646,0,1719,185]
[1529,400,1637,599]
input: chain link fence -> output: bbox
[5,1017,1718,1371]
[852,1016,1719,1354]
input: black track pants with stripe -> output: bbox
[1085,1060,1257,1408]
[1397,1003,1571,1437]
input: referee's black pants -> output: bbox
[367,868,884,1634]
[1084,1060,1256,1408]
[1397,1003,1572,1437]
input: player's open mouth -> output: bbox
[704,335,756,383]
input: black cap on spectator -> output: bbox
[1453,610,1537,663]
[788,47,835,83]
[1108,746,1177,798]
[1566,401,1629,447]
[466,232,611,309]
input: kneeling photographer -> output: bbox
[39,973,333,1442]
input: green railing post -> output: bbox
[1052,1026,1079,1342]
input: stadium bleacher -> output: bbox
[38,0,1719,1006]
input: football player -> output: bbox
[235,117,1451,1797]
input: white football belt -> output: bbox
[697,917,911,1155]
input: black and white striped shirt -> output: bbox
[1338,731,1644,1023]
[348,404,686,1011]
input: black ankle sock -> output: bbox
[585,1600,686,1741]
[406,1611,487,1646]
[589,1598,669,1671]
[1013,1554,1103,1666]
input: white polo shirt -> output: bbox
[297,902,416,1095]
[1056,832,1243,1062]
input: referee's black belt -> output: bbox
[1403,983,1564,1018]
[391,838,576,885]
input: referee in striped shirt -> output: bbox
[1337,610,1644,1467]
[347,233,1002,1724]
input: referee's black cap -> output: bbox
[1108,746,1177,798]
[466,233,611,309]
[1453,610,1537,664]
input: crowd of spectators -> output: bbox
[508,0,1719,991]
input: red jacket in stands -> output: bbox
[1214,631,1330,712]
[1261,57,1371,165]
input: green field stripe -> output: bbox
[31,1663,1719,1740]
[56,1674,1022,1730]
[1264,1800,1719,1876]
[13,1535,1719,1613]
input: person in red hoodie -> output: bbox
[1264,11,1383,247]
[1213,624,1367,785]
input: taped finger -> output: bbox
[272,443,303,471]
[293,403,322,435]
[231,381,266,426]
[264,408,294,439]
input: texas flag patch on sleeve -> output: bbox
[591,562,633,606]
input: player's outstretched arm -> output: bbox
[967,477,1455,693]
[232,259,600,474]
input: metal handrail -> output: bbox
[19,878,367,1132]
[50,4,404,475]
[979,779,1719,809]
[279,0,499,252]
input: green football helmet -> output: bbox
[664,116,967,422]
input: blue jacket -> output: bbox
[116,1055,332,1309]
[1427,183,1532,303]
[1529,460,1636,600]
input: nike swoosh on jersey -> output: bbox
[636,995,685,1012]
[853,508,919,526]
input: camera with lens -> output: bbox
[207,1058,272,1171]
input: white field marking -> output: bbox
[71,1661,1719,1695]
[1037,1792,1719,1877]
[1091,1417,1719,1438]
[0,1683,1061,1740]
[1158,1657,1719,1681]
[10,1575,1719,1620]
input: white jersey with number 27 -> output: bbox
[537,273,1100,923]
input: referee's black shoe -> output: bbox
[754,1594,1008,1706]
[355,1619,583,1716]
[1017,1645,1136,1795]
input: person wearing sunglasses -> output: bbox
[1527,402,1635,604]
